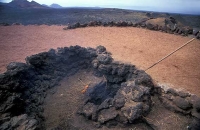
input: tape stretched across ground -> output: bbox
[145,38,196,72]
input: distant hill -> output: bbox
[8,0,47,8]
[50,3,62,8]
[42,4,49,7]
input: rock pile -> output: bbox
[78,46,154,127]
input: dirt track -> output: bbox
[0,25,200,96]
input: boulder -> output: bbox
[80,23,88,27]
[0,114,38,130]
[169,16,177,24]
[88,21,96,26]
[127,21,133,26]
[6,62,28,71]
[108,21,114,27]
[177,90,190,98]
[173,96,192,110]
[0,23,10,26]
[73,22,80,28]
[113,96,125,109]
[196,32,200,39]
[189,95,200,112]
[146,22,156,30]
[96,54,112,64]
[12,23,22,25]
[80,102,98,120]
[121,102,143,123]
[98,98,113,111]
[98,107,118,123]
[145,18,176,32]
[102,22,108,27]
[79,78,152,127]
[10,114,28,128]
[188,118,200,130]
[193,29,199,36]
[121,21,128,27]
[96,45,106,54]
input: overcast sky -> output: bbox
[1,0,200,14]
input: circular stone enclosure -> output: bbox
[0,46,199,130]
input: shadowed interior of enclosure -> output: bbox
[0,25,200,96]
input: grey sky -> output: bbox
[2,0,200,14]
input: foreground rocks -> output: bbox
[155,85,200,119]
[0,45,200,129]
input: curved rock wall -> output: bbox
[64,18,200,39]
[77,46,154,127]
[0,45,199,129]
[0,46,97,129]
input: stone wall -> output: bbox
[155,85,200,119]
[0,46,199,129]
[0,46,97,129]
[63,18,200,40]
[154,85,200,129]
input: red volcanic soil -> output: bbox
[0,25,200,96]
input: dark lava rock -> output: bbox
[145,17,176,33]
[146,23,155,30]
[0,114,38,130]
[181,27,193,35]
[96,45,106,54]
[79,102,98,120]
[80,23,88,27]
[79,78,152,127]
[121,102,143,123]
[6,62,28,71]
[88,21,98,26]
[12,23,22,25]
[173,96,192,110]
[102,22,108,27]
[169,16,177,24]
[113,96,125,109]
[108,21,114,27]
[167,88,178,96]
[121,21,128,27]
[177,90,190,98]
[96,54,112,64]
[73,22,80,28]
[127,21,133,26]
[196,32,200,39]
[85,81,117,105]
[192,109,200,119]
[189,95,200,112]
[193,29,199,36]
[188,118,200,130]
[0,46,98,129]
[159,96,189,114]
[98,98,114,111]
[0,23,10,26]
[132,85,151,102]
[98,107,118,124]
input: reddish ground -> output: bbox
[0,25,200,96]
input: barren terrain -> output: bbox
[0,25,200,96]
